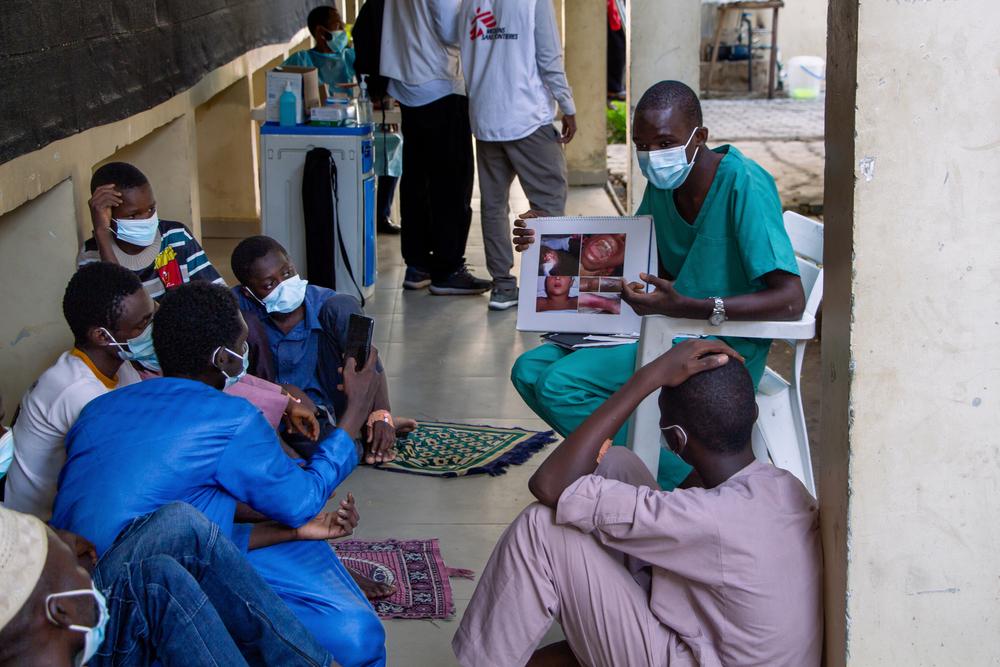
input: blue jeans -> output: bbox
[91,502,332,667]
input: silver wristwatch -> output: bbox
[708,297,726,326]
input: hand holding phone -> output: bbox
[345,314,375,368]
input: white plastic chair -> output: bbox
[627,211,823,497]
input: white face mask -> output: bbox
[636,127,701,191]
[46,585,109,666]
[213,343,249,389]
[660,424,689,456]
[112,212,159,247]
[257,275,308,314]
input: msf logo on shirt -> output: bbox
[469,7,519,41]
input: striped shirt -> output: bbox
[78,219,225,301]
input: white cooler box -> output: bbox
[260,123,376,302]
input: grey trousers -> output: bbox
[476,124,569,289]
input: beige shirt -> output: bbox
[557,460,822,667]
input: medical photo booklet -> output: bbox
[516,216,656,334]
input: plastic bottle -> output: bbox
[279,82,298,127]
[356,73,373,125]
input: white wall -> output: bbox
[821,0,1000,663]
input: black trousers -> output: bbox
[607,26,626,94]
[398,94,474,281]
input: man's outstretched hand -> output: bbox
[294,493,359,540]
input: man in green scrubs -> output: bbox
[511,80,805,489]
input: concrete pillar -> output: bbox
[626,0,701,211]
[563,0,607,186]
[196,77,259,234]
[820,0,1000,664]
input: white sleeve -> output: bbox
[534,0,576,116]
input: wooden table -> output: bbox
[706,0,784,99]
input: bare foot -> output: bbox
[396,417,418,436]
[347,566,396,600]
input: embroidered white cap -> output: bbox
[0,504,49,631]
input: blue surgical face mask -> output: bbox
[257,275,308,314]
[214,343,249,389]
[0,429,13,476]
[101,323,161,372]
[46,585,109,667]
[320,30,349,53]
[112,212,159,247]
[636,127,701,191]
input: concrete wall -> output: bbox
[196,79,259,225]
[0,29,309,409]
[0,181,78,408]
[820,0,1000,663]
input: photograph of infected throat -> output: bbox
[536,276,579,312]
[580,234,626,277]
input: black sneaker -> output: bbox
[488,286,519,310]
[403,266,432,290]
[429,266,492,295]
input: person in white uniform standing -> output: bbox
[381,0,493,297]
[458,0,577,310]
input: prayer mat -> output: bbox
[331,538,473,619]
[378,421,557,477]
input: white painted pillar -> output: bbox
[626,0,701,211]
[821,0,1000,664]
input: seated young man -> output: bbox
[454,340,822,667]
[79,161,225,300]
[50,282,387,667]
[231,235,411,464]
[283,5,356,89]
[5,262,316,521]
[511,80,805,490]
[0,502,333,666]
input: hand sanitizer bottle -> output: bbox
[356,74,373,125]
[279,82,297,127]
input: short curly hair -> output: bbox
[635,80,703,127]
[152,282,243,378]
[90,161,148,194]
[230,235,286,285]
[660,359,756,453]
[63,263,144,346]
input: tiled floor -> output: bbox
[203,175,823,665]
[206,180,618,666]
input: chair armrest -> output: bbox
[643,313,816,341]
[636,313,816,367]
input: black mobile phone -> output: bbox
[345,314,375,368]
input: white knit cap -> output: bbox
[0,504,49,631]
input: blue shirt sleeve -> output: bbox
[213,410,358,527]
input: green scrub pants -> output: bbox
[511,343,693,490]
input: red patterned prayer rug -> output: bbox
[331,538,474,619]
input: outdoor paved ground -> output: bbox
[608,96,825,213]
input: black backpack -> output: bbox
[352,0,390,100]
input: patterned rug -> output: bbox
[331,538,473,619]
[378,421,557,477]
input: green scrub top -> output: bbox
[636,145,799,385]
